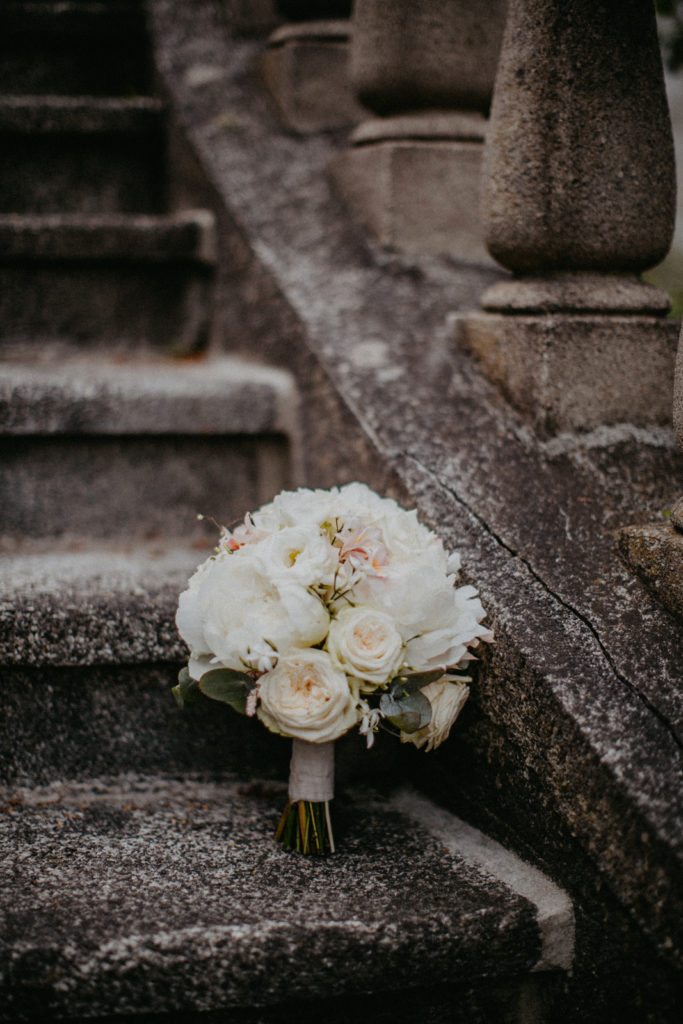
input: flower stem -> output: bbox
[275,799,334,855]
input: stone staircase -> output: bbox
[0,3,576,1021]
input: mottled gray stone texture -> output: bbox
[349,0,507,115]
[335,1,504,260]
[0,356,295,542]
[618,523,683,620]
[332,125,491,263]
[143,5,682,1016]
[482,0,675,273]
[452,311,679,434]
[0,211,217,355]
[260,21,365,133]
[0,777,548,1022]
[675,328,683,454]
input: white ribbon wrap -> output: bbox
[288,739,335,802]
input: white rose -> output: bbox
[327,606,404,687]
[401,678,469,752]
[177,553,329,675]
[250,525,338,588]
[257,649,359,742]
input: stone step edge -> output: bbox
[0,355,299,435]
[0,95,164,134]
[0,210,216,264]
[391,788,575,973]
[0,776,573,1000]
[0,544,205,667]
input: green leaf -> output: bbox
[171,683,184,709]
[178,666,201,704]
[388,669,444,698]
[198,668,253,714]
[380,690,432,733]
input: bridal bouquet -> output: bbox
[174,483,491,855]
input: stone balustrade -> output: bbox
[332,0,506,264]
[452,0,679,434]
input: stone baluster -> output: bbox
[260,1,365,134]
[332,0,507,263]
[452,0,679,435]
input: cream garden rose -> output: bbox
[257,649,359,743]
[327,606,404,687]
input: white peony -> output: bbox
[176,551,329,676]
[264,487,340,531]
[327,606,404,687]
[401,678,470,752]
[403,584,492,671]
[250,525,338,588]
[257,649,359,743]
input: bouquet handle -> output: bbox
[275,739,335,854]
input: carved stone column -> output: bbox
[452,0,679,434]
[260,1,365,134]
[332,0,507,263]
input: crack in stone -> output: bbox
[409,455,682,753]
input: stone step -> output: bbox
[0,97,166,214]
[0,776,573,1022]
[0,1,151,97]
[0,542,295,785]
[0,355,298,542]
[0,211,217,353]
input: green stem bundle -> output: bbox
[275,799,335,855]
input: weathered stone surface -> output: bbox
[452,311,679,435]
[0,777,565,1020]
[0,97,166,214]
[349,0,507,116]
[0,96,164,136]
[0,665,293,784]
[351,111,487,146]
[482,272,672,315]
[332,126,491,263]
[0,211,216,263]
[0,212,216,354]
[0,356,297,435]
[146,7,683,1004]
[672,497,683,532]
[261,21,365,133]
[465,0,678,436]
[482,0,675,274]
[675,328,683,454]
[337,0,504,261]
[0,546,202,667]
[0,356,296,540]
[224,0,281,35]
[618,522,683,620]
[0,434,289,541]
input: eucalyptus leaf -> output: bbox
[199,668,253,714]
[380,690,432,734]
[388,669,444,698]
[178,666,201,704]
